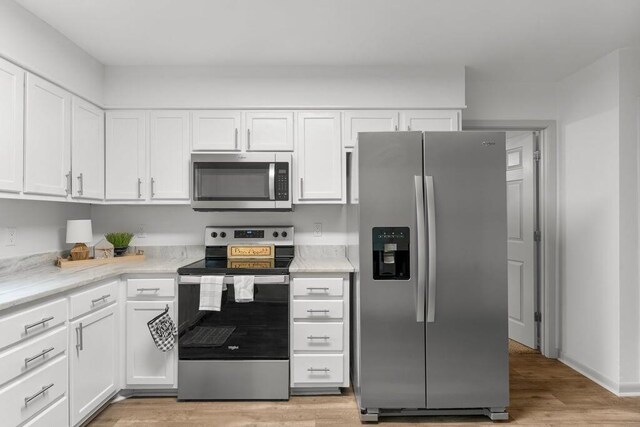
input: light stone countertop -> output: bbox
[289,245,354,273]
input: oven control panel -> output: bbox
[205,226,294,246]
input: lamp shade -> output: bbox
[66,220,93,244]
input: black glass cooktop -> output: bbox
[177,257,292,276]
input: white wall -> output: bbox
[103,65,465,109]
[0,199,91,259]
[90,205,347,247]
[0,0,104,103]
[557,51,621,389]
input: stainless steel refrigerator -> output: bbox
[347,131,509,422]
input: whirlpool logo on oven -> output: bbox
[228,345,239,350]
[482,141,496,147]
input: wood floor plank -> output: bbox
[90,351,640,426]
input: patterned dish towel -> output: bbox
[147,307,177,352]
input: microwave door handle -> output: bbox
[268,163,276,200]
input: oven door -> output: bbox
[178,275,289,361]
[191,153,291,211]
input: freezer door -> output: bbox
[424,132,509,409]
[357,131,426,409]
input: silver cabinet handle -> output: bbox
[414,175,426,323]
[234,128,238,149]
[268,163,275,201]
[307,287,329,292]
[24,347,55,367]
[24,383,54,406]
[408,125,412,131]
[425,175,436,323]
[307,309,329,314]
[307,367,330,372]
[65,171,72,195]
[91,294,111,306]
[247,128,251,149]
[24,316,54,334]
[77,173,83,196]
[137,287,160,292]
[307,335,330,340]
[151,177,156,198]
[299,177,304,199]
[137,178,142,199]
[76,322,83,351]
[394,125,398,131]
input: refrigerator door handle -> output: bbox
[414,175,426,323]
[425,175,436,323]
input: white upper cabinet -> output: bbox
[191,110,241,151]
[149,111,190,200]
[296,112,344,203]
[244,111,294,151]
[0,58,24,194]
[24,74,71,197]
[342,110,398,148]
[105,111,146,200]
[72,97,104,200]
[399,110,460,131]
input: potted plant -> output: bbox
[105,232,134,257]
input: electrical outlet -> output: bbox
[6,227,17,246]
[313,223,322,237]
[137,224,147,238]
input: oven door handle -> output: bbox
[179,275,289,285]
[268,163,276,200]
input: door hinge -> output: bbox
[534,312,542,322]
[534,230,541,241]
[533,150,541,162]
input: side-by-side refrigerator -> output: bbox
[347,131,509,422]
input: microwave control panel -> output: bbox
[275,163,289,201]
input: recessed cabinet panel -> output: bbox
[149,111,190,200]
[245,111,294,151]
[105,111,146,200]
[342,110,398,148]
[399,110,460,132]
[72,97,104,200]
[24,73,71,197]
[191,110,241,151]
[0,58,24,193]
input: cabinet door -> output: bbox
[24,73,71,197]
[296,112,344,203]
[70,304,118,426]
[342,110,398,148]
[105,111,146,200]
[191,110,241,151]
[245,111,294,151]
[149,111,190,200]
[399,110,460,132]
[126,300,175,386]
[72,97,104,200]
[0,58,24,193]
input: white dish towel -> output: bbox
[199,275,224,311]
[234,275,255,303]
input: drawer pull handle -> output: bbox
[91,294,111,305]
[24,347,55,367]
[24,383,54,406]
[307,335,330,340]
[137,287,160,292]
[307,309,330,314]
[24,316,54,334]
[307,367,330,373]
[307,287,329,292]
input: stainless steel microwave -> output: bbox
[191,153,292,211]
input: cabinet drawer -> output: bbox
[293,354,343,384]
[23,396,68,427]
[0,355,67,426]
[70,280,118,318]
[293,278,343,297]
[127,278,175,298]
[0,299,67,350]
[293,301,343,319]
[293,322,343,352]
[0,327,66,386]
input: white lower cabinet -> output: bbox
[69,303,118,426]
[290,273,350,390]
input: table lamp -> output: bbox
[66,219,93,261]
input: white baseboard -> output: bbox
[619,382,640,396]
[558,353,620,395]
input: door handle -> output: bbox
[299,177,304,199]
[268,163,275,200]
[137,178,142,199]
[414,176,426,323]
[425,175,437,323]
[65,171,72,195]
[150,177,156,198]
[247,129,251,150]
[77,173,83,196]
[234,128,238,149]
[76,322,84,351]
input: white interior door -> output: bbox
[506,131,536,348]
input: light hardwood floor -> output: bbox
[91,351,640,426]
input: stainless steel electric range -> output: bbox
[176,226,294,400]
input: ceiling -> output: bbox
[14,0,640,82]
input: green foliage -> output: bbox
[105,232,134,248]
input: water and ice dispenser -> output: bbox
[372,227,410,280]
